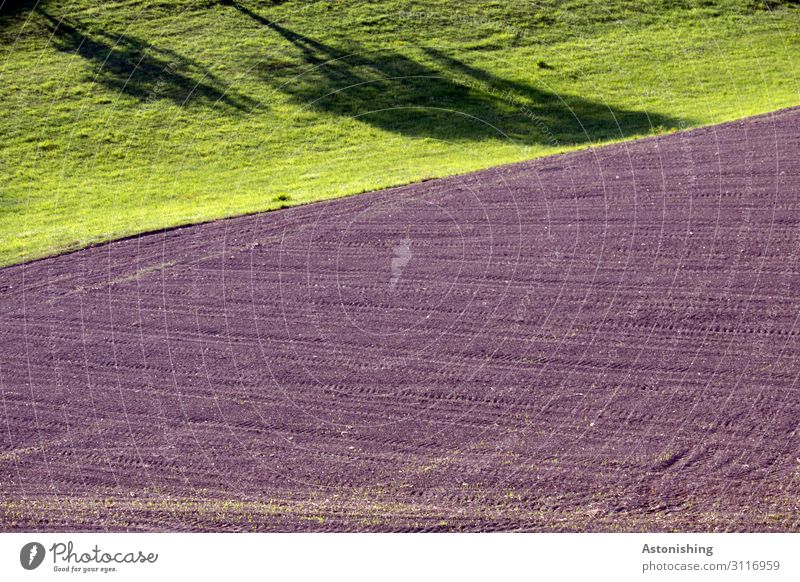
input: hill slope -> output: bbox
[1,107,799,531]
[0,0,799,266]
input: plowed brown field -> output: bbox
[2,108,800,531]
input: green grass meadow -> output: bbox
[1,0,798,266]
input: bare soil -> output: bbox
[2,108,799,531]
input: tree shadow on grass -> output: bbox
[0,0,44,17]
[38,9,257,112]
[0,0,47,40]
[226,0,683,146]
